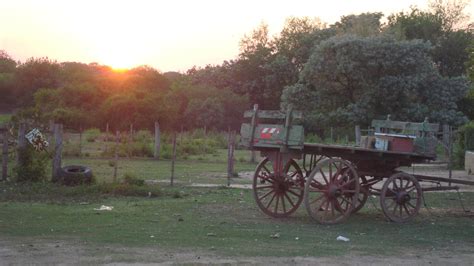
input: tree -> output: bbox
[334,12,384,37]
[0,50,17,110]
[14,57,60,106]
[282,35,469,130]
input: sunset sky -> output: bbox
[1,0,471,72]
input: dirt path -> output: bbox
[1,237,473,265]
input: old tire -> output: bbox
[60,165,93,186]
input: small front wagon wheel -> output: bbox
[253,158,304,218]
[304,158,359,224]
[380,173,422,223]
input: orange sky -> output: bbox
[1,0,471,72]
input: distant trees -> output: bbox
[3,0,473,132]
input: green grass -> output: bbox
[0,184,472,257]
[0,114,11,124]
[62,157,257,185]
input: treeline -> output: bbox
[0,0,473,132]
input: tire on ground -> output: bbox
[59,165,93,186]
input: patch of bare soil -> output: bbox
[1,237,473,265]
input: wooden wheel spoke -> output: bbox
[265,193,276,209]
[255,185,273,190]
[280,195,287,213]
[262,165,272,175]
[319,169,329,184]
[274,195,280,213]
[258,174,274,184]
[287,188,302,197]
[258,189,275,201]
[403,204,411,216]
[406,201,416,209]
[284,192,296,208]
[310,194,326,205]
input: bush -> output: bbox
[454,121,474,168]
[122,172,145,186]
[14,146,49,182]
[133,130,153,142]
[84,128,101,142]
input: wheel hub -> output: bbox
[328,185,341,199]
[396,191,410,204]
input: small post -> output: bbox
[113,130,119,183]
[448,126,453,186]
[355,125,361,146]
[52,124,63,182]
[2,129,8,181]
[330,127,334,144]
[79,126,83,156]
[154,122,160,159]
[227,130,235,186]
[170,133,177,186]
[104,123,109,153]
[17,123,26,164]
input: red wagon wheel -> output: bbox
[253,158,305,218]
[304,158,359,224]
[380,172,422,223]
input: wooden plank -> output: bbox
[244,110,303,120]
[371,120,439,132]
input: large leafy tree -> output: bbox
[282,35,469,130]
[0,50,17,110]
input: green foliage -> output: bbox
[14,146,50,182]
[84,128,101,142]
[282,35,470,130]
[454,121,474,168]
[133,130,153,142]
[122,172,145,186]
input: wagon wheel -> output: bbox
[353,176,369,214]
[304,158,359,224]
[253,158,305,218]
[380,172,422,223]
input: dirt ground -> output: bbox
[1,237,473,265]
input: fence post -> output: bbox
[442,124,450,158]
[154,122,160,159]
[104,123,109,153]
[113,130,119,183]
[2,129,8,181]
[129,124,133,141]
[355,125,361,146]
[52,124,63,182]
[17,122,26,166]
[170,133,177,186]
[227,130,235,186]
[79,126,83,156]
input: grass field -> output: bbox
[0,183,473,258]
[0,114,11,124]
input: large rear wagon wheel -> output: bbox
[304,158,359,224]
[253,158,305,218]
[380,172,422,223]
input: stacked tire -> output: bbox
[59,165,93,186]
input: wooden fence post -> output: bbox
[154,122,160,159]
[227,131,235,186]
[113,130,119,183]
[2,129,8,181]
[52,124,63,182]
[104,123,109,153]
[442,124,450,158]
[79,126,83,156]
[129,124,133,141]
[17,123,26,166]
[170,133,177,186]
[355,125,361,146]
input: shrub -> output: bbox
[454,121,474,168]
[84,128,101,142]
[14,146,49,182]
[122,172,145,186]
[133,130,153,142]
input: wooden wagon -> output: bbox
[240,105,474,224]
